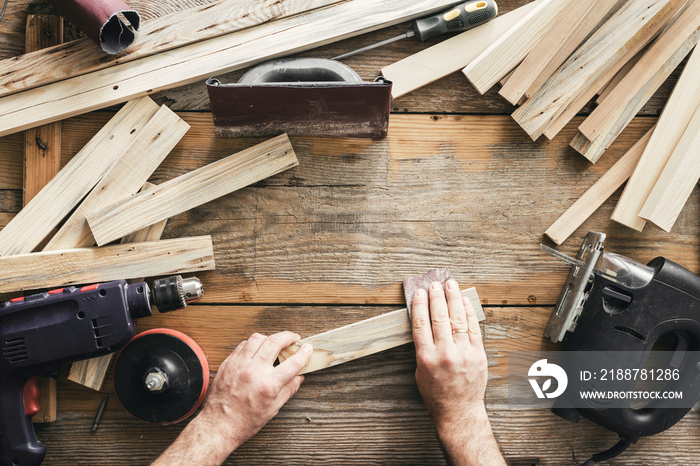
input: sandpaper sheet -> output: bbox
[50,0,140,54]
[403,268,485,321]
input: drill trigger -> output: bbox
[23,376,41,417]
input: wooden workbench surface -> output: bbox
[2,1,699,464]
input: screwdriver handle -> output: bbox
[413,0,498,41]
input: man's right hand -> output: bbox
[412,280,505,465]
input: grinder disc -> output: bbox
[113,329,209,424]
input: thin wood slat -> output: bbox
[595,45,647,105]
[0,0,463,138]
[499,0,601,105]
[612,44,700,231]
[639,105,700,232]
[463,0,567,96]
[512,0,682,140]
[0,97,160,255]
[278,288,483,375]
[570,28,699,163]
[87,134,298,246]
[573,0,700,162]
[68,185,167,391]
[0,0,342,99]
[544,126,654,245]
[0,236,214,293]
[43,105,189,251]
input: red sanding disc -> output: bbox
[114,328,209,424]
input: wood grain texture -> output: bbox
[0,97,160,255]
[463,0,567,95]
[381,1,541,100]
[612,44,700,231]
[512,0,682,140]
[595,45,647,105]
[570,28,699,163]
[0,0,343,99]
[545,126,654,245]
[0,0,464,138]
[639,104,700,232]
[498,0,605,105]
[43,105,189,251]
[0,236,214,293]
[278,288,483,374]
[87,134,298,246]
[67,183,168,391]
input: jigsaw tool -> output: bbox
[0,275,203,466]
[541,231,700,463]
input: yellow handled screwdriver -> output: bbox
[333,0,498,61]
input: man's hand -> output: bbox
[153,332,312,466]
[412,280,505,465]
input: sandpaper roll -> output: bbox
[49,0,140,54]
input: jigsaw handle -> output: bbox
[0,375,46,466]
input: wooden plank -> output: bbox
[0,0,465,138]
[0,213,14,229]
[499,0,601,105]
[463,0,567,95]
[0,0,343,99]
[68,186,167,391]
[578,1,700,142]
[512,0,682,140]
[612,45,700,231]
[595,45,646,105]
[278,288,483,374]
[544,126,654,245]
[0,97,160,255]
[570,28,699,163]
[43,105,189,251]
[521,0,622,102]
[23,14,63,207]
[639,105,700,232]
[0,236,214,293]
[87,134,298,246]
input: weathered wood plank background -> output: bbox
[2,0,699,464]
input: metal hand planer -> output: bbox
[206,58,392,139]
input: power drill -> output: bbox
[0,275,203,466]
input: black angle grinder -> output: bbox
[114,328,209,424]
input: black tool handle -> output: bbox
[0,376,46,466]
[413,0,498,41]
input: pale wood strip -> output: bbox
[544,126,653,245]
[0,0,343,98]
[499,0,605,105]
[43,106,188,251]
[512,0,682,140]
[595,46,646,105]
[571,29,699,163]
[640,105,700,232]
[611,45,700,231]
[0,0,463,138]
[523,0,623,102]
[463,0,567,95]
[278,288,483,375]
[0,97,160,255]
[362,2,541,99]
[87,134,298,246]
[578,1,700,141]
[0,236,214,293]
[68,185,167,391]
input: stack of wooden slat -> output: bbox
[457,0,700,242]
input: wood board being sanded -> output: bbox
[0,236,214,293]
[0,97,160,256]
[278,288,483,375]
[87,134,298,246]
[0,0,343,99]
[381,0,541,99]
[0,0,465,138]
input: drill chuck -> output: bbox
[151,275,204,313]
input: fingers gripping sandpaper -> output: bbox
[49,0,140,54]
[403,267,486,321]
